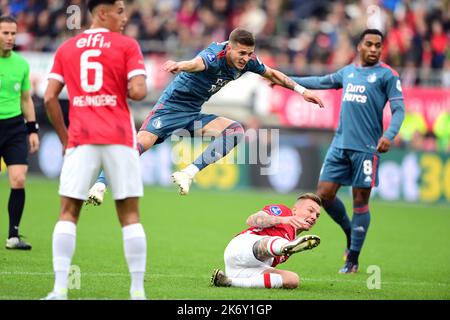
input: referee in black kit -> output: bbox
[0,15,39,250]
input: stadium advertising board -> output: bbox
[16,132,449,203]
[271,86,450,130]
[372,150,450,203]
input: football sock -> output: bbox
[96,171,108,187]
[8,188,25,238]
[193,122,244,171]
[122,223,147,294]
[230,273,283,288]
[347,250,360,264]
[349,205,371,263]
[181,164,199,178]
[266,237,288,256]
[323,197,352,248]
[137,143,145,155]
[52,221,77,293]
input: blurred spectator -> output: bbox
[430,19,448,69]
[2,0,447,86]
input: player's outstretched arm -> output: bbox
[162,56,206,74]
[44,79,68,148]
[262,66,324,108]
[246,211,309,230]
[246,211,282,228]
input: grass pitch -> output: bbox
[0,177,449,300]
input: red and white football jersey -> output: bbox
[239,204,296,267]
[49,28,147,148]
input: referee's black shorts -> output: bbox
[0,114,28,171]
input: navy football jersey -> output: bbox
[293,62,405,153]
[156,41,266,112]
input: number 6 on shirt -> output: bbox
[80,49,103,92]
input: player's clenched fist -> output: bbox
[283,216,313,231]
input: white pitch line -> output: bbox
[0,271,197,279]
[1,271,449,288]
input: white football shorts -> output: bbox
[224,233,274,278]
[59,144,143,200]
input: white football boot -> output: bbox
[41,289,68,300]
[130,290,147,300]
[85,182,106,206]
[171,171,193,195]
[280,235,321,256]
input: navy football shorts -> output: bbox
[319,146,380,188]
[139,104,218,145]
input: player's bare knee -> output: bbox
[137,131,158,150]
[59,197,83,223]
[10,175,26,188]
[316,187,335,203]
[115,198,140,226]
[282,272,299,289]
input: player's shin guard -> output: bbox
[193,122,244,171]
[230,273,283,288]
[122,223,147,295]
[52,221,77,293]
[266,237,288,256]
[323,197,352,248]
[349,206,371,263]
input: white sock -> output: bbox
[181,164,200,178]
[266,237,289,256]
[52,220,77,293]
[230,273,283,288]
[122,223,147,294]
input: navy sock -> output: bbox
[96,170,108,187]
[8,188,25,238]
[323,197,352,248]
[137,143,145,155]
[194,122,244,171]
[349,205,371,263]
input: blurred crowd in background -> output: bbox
[2,0,449,85]
[1,0,449,152]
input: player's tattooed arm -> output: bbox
[262,66,298,89]
[262,67,325,108]
[252,237,273,262]
[246,211,281,228]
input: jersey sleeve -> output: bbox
[197,43,221,72]
[262,205,292,217]
[246,54,266,75]
[21,60,31,91]
[383,71,405,141]
[48,48,65,83]
[125,38,147,80]
[291,67,345,89]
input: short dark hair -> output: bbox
[229,28,255,47]
[88,0,119,13]
[297,193,322,207]
[359,29,384,42]
[0,15,17,25]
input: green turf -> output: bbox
[0,177,449,300]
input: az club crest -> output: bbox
[270,206,282,216]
